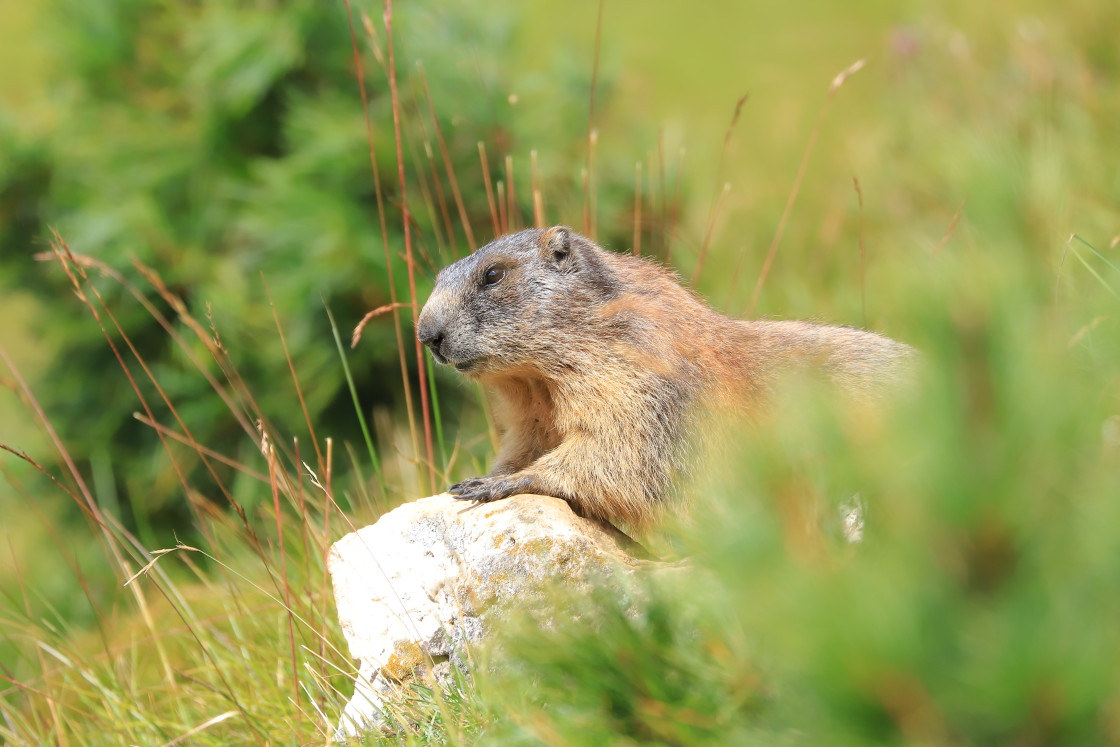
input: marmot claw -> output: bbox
[448,474,533,503]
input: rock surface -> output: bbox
[329,493,644,739]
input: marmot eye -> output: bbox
[483,266,507,286]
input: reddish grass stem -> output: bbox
[583,0,605,237]
[262,429,300,706]
[344,1,422,488]
[417,65,477,252]
[262,275,325,476]
[633,161,643,255]
[657,130,667,260]
[691,94,748,284]
[384,0,436,496]
[852,176,867,325]
[479,142,500,238]
[933,202,965,257]
[746,59,865,316]
[505,154,520,231]
[531,150,544,228]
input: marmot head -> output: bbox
[417,226,620,379]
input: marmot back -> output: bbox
[417,226,913,528]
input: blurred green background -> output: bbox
[1,0,1118,743]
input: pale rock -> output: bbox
[328,493,644,739]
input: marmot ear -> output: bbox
[539,226,573,267]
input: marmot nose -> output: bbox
[417,322,444,354]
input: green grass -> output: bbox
[473,251,1120,745]
[3,0,1120,744]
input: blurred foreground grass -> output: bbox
[2,0,1119,744]
[478,240,1120,745]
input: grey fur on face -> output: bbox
[418,227,618,378]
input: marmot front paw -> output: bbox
[447,473,535,503]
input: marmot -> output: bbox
[417,226,913,528]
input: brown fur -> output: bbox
[416,227,913,528]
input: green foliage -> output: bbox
[479,582,770,746]
[475,254,1119,746]
[3,0,1119,744]
[0,505,356,744]
[0,0,631,536]
[373,9,1120,745]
